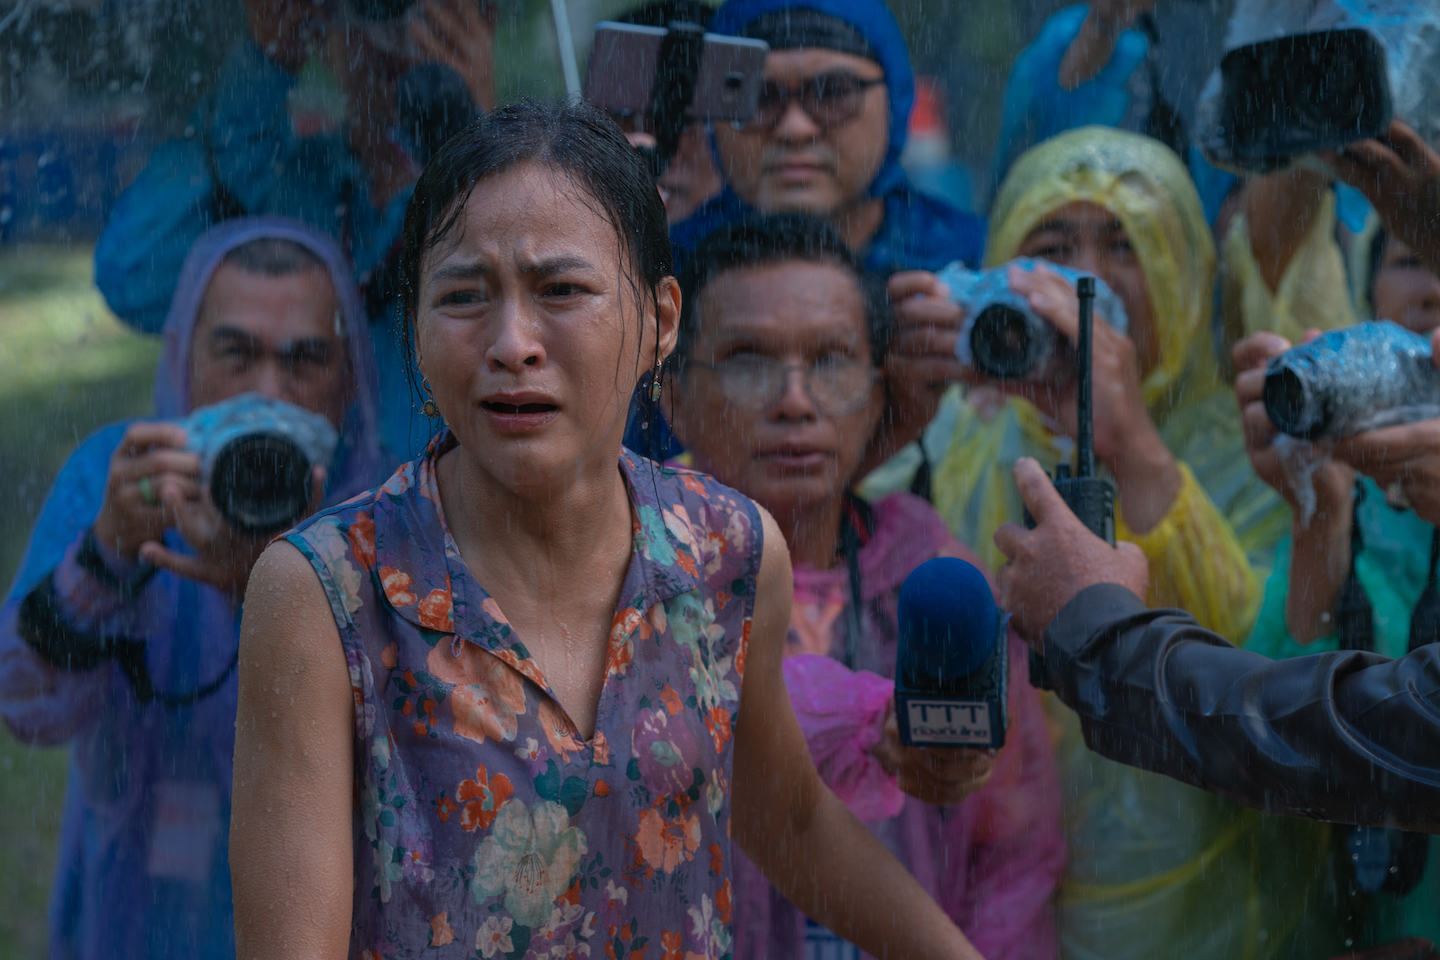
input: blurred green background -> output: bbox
[0,244,161,959]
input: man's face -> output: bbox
[712,47,889,216]
[190,262,351,426]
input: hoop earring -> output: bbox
[648,358,664,403]
[421,378,441,419]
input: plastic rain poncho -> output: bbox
[0,217,386,960]
[864,127,1339,960]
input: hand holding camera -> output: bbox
[974,262,1181,534]
[92,395,337,599]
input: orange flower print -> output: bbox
[425,644,526,744]
[608,608,645,677]
[659,685,683,717]
[708,842,723,875]
[457,764,514,831]
[380,642,398,670]
[538,699,586,761]
[347,513,377,568]
[736,619,751,680]
[716,878,733,925]
[595,780,611,797]
[417,587,454,632]
[662,930,684,960]
[481,596,509,624]
[634,808,701,874]
[704,707,732,754]
[593,730,611,766]
[429,911,455,947]
[381,566,417,607]
[680,471,707,495]
[436,795,457,823]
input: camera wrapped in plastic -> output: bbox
[180,393,339,537]
[1263,320,1440,440]
[1195,0,1440,174]
[939,258,1128,382]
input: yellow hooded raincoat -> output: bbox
[864,127,1337,960]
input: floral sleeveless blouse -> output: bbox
[286,433,763,960]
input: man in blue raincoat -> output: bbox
[640,0,981,467]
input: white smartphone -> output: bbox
[584,21,769,125]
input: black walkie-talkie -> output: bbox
[1025,276,1116,543]
[1027,277,1116,687]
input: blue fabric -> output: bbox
[1,218,388,960]
[991,4,1239,226]
[93,38,426,456]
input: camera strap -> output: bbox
[839,493,875,670]
[1334,480,1430,898]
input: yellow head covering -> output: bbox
[984,126,1217,410]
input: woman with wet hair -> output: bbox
[230,100,983,960]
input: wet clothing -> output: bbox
[863,127,1333,960]
[1040,583,1440,835]
[675,0,985,275]
[730,492,1064,960]
[0,218,385,960]
[93,38,431,458]
[992,4,1237,223]
[1247,480,1440,945]
[285,434,762,958]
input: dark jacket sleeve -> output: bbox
[1040,583,1440,833]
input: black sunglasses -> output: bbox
[743,72,886,133]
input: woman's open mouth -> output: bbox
[480,398,561,433]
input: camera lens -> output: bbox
[971,304,1040,380]
[210,435,313,536]
[1263,367,1327,440]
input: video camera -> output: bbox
[1196,0,1440,173]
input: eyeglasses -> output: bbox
[687,354,879,417]
[743,72,886,133]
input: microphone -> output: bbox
[894,557,1008,749]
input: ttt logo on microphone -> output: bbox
[901,699,994,746]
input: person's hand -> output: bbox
[140,466,327,601]
[92,423,201,565]
[871,706,995,806]
[411,0,497,111]
[1000,262,1182,533]
[994,458,1149,647]
[856,272,970,478]
[1332,329,1440,524]
[1324,120,1440,280]
[1232,331,1355,513]
[244,0,330,73]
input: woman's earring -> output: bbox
[648,359,664,403]
[421,378,441,419]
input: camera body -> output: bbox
[1263,321,1440,441]
[1197,0,1440,174]
[940,258,1129,382]
[180,393,339,537]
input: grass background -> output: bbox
[0,244,161,959]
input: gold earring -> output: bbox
[648,359,664,402]
[421,378,441,419]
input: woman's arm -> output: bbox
[732,509,982,960]
[231,541,355,960]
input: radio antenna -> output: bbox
[1075,276,1096,480]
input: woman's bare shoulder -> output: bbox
[241,541,344,671]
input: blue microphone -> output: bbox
[895,557,1009,749]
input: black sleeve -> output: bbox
[1039,584,1440,833]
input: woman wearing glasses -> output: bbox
[664,214,1065,960]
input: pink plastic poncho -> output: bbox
[731,492,1065,960]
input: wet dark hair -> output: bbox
[673,213,890,372]
[397,99,673,389]
[223,238,323,276]
[617,0,714,28]
[1367,226,1390,313]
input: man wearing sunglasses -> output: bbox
[654,0,982,478]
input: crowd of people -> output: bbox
[1,1,1437,959]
